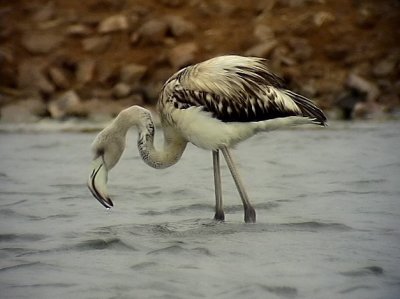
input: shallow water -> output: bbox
[0,121,400,299]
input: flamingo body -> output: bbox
[88,55,326,223]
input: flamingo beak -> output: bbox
[87,156,114,209]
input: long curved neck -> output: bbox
[117,106,187,169]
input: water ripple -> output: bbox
[0,262,42,272]
[147,245,212,256]
[0,233,47,242]
[340,266,384,277]
[71,238,137,251]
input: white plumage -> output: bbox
[88,55,327,223]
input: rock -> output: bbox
[271,45,296,68]
[159,0,185,7]
[336,89,365,120]
[168,42,199,69]
[352,101,369,119]
[97,64,118,84]
[352,101,385,120]
[0,49,15,87]
[141,81,164,103]
[164,15,196,37]
[216,2,240,16]
[0,47,14,64]
[356,6,379,29]
[82,99,114,122]
[287,14,314,36]
[67,24,92,36]
[82,36,111,53]
[21,32,64,54]
[287,38,313,62]
[98,14,129,33]
[18,60,55,94]
[136,19,168,45]
[282,0,306,7]
[32,2,55,22]
[82,97,143,121]
[0,98,47,123]
[253,24,274,42]
[76,59,96,85]
[48,90,82,119]
[91,88,113,99]
[347,73,379,102]
[245,40,278,58]
[48,67,70,89]
[352,62,372,77]
[130,32,140,45]
[324,44,349,60]
[373,58,397,77]
[112,82,131,98]
[313,11,335,27]
[120,64,147,84]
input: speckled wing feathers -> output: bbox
[160,55,327,125]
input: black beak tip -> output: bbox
[88,184,114,209]
[98,196,114,209]
[106,197,114,208]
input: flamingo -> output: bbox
[87,55,327,223]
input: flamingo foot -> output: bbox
[244,207,256,223]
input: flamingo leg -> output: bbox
[221,146,256,223]
[212,150,224,221]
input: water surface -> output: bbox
[0,121,399,298]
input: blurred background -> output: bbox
[0,0,399,123]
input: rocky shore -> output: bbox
[0,0,399,123]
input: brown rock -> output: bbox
[280,0,306,7]
[98,14,129,33]
[136,19,168,45]
[18,60,55,94]
[245,40,278,58]
[287,38,313,62]
[373,58,397,77]
[48,90,82,119]
[347,73,379,102]
[164,15,196,37]
[168,42,199,69]
[82,36,111,53]
[21,32,64,54]
[48,67,70,89]
[91,88,113,99]
[32,2,55,22]
[97,64,118,84]
[352,102,385,120]
[356,6,379,29]
[324,44,349,61]
[0,98,46,123]
[352,101,369,119]
[253,24,274,42]
[76,59,96,85]
[271,45,296,68]
[112,82,132,98]
[313,11,335,27]
[83,97,143,121]
[82,99,114,122]
[130,32,140,45]
[159,0,185,7]
[0,47,14,64]
[67,24,93,36]
[0,49,15,87]
[120,64,147,84]
[352,62,372,78]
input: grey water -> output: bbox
[0,121,399,299]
